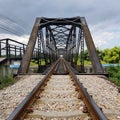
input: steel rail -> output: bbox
[8,58,107,120]
[53,58,68,75]
[53,60,60,74]
[61,58,68,74]
[7,59,60,120]
[63,59,107,120]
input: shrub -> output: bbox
[106,66,120,86]
[0,75,15,90]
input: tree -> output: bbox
[84,50,90,61]
[103,46,120,63]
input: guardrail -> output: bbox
[0,38,38,60]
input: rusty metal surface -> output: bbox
[64,59,107,120]
[53,58,68,74]
[8,58,107,120]
[7,59,59,120]
[81,17,104,73]
[18,18,41,74]
[0,38,34,60]
[17,16,104,74]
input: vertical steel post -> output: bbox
[73,27,77,65]
[8,45,10,59]
[37,29,42,72]
[23,44,25,54]
[37,30,41,67]
[15,46,16,58]
[0,41,1,57]
[80,30,84,72]
[6,39,9,59]
[20,47,22,58]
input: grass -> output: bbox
[106,66,120,86]
[0,75,15,90]
[77,60,91,65]
[30,60,38,66]
[30,59,48,66]
[109,77,120,86]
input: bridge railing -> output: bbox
[0,38,38,60]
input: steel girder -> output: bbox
[18,18,40,74]
[80,18,104,73]
[18,17,104,74]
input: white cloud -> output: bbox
[90,24,120,49]
[0,0,120,49]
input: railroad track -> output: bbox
[8,58,107,120]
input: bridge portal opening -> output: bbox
[18,17,104,74]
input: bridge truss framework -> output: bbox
[18,17,104,74]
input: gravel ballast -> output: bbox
[77,75,120,120]
[0,74,120,120]
[0,75,44,120]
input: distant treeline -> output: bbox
[83,46,120,64]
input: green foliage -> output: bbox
[110,78,120,86]
[76,46,120,86]
[97,49,105,61]
[30,59,46,66]
[84,50,90,61]
[78,46,120,64]
[0,75,15,90]
[30,60,38,66]
[106,66,120,86]
[103,46,120,63]
[40,60,46,66]
[84,60,91,65]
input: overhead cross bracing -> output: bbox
[18,17,104,74]
[50,25,71,49]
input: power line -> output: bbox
[0,14,30,36]
[0,14,30,32]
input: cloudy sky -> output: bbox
[0,0,120,49]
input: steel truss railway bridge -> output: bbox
[0,17,105,75]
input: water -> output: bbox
[102,64,120,67]
[0,60,21,79]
